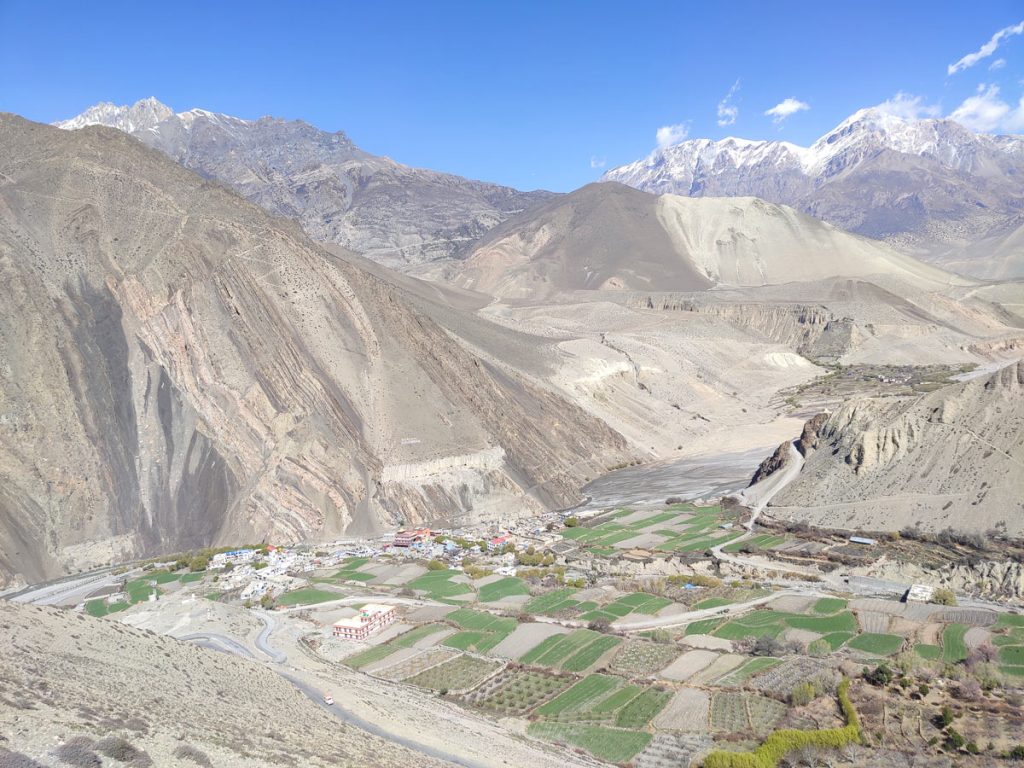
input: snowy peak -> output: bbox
[55,97,175,132]
[602,108,1024,276]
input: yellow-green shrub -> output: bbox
[703,680,861,768]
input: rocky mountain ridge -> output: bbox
[55,97,554,267]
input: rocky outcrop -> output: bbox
[767,361,1024,535]
[867,559,1024,602]
[795,413,829,457]
[0,115,633,586]
[749,442,793,486]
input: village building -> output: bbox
[393,528,431,547]
[332,603,398,640]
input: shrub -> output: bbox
[95,736,152,767]
[54,738,101,768]
[945,728,965,750]
[426,559,447,571]
[807,639,831,658]
[0,748,46,768]
[790,682,817,706]
[931,588,957,606]
[188,555,209,572]
[172,745,213,768]
[752,636,783,657]
[938,705,955,728]
[1010,745,1024,760]
[864,663,893,687]
[702,679,860,768]
[564,517,579,528]
[588,617,612,632]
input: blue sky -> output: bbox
[1,1,1021,191]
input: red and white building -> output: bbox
[332,603,398,640]
[393,528,431,547]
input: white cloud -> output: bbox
[948,21,1024,75]
[656,122,689,148]
[717,79,740,127]
[949,83,1024,132]
[874,92,941,120]
[589,155,606,169]
[764,98,810,123]
[990,57,1007,71]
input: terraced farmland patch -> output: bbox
[711,692,786,736]
[462,668,571,715]
[750,657,828,693]
[610,640,681,677]
[406,569,474,600]
[634,733,713,768]
[405,653,500,692]
[536,674,621,716]
[942,623,969,663]
[615,688,673,728]
[377,647,459,682]
[527,722,651,763]
[562,634,622,672]
[714,657,780,686]
[343,643,403,670]
[653,687,710,731]
[812,598,848,614]
[442,609,517,653]
[275,587,338,606]
[847,630,905,655]
[521,629,612,669]
[478,576,530,602]
[524,588,578,614]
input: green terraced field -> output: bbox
[786,611,858,634]
[915,644,941,660]
[406,570,474,599]
[998,645,1024,666]
[614,688,672,728]
[390,624,449,648]
[522,629,602,666]
[84,599,130,618]
[685,617,724,635]
[536,674,620,715]
[343,644,399,670]
[995,614,1024,629]
[721,534,787,553]
[819,632,854,651]
[591,685,642,713]
[942,624,969,663]
[848,633,904,656]
[525,588,577,614]
[562,635,622,672]
[442,610,517,652]
[527,723,651,763]
[812,598,848,614]
[275,587,339,606]
[478,576,530,602]
[714,657,781,686]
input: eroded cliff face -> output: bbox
[0,116,633,586]
[625,297,859,362]
[768,362,1024,535]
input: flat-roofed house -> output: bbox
[332,604,398,640]
[394,528,431,547]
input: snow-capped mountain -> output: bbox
[603,109,1024,277]
[56,98,552,267]
[55,96,175,133]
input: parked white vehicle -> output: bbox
[323,693,334,706]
